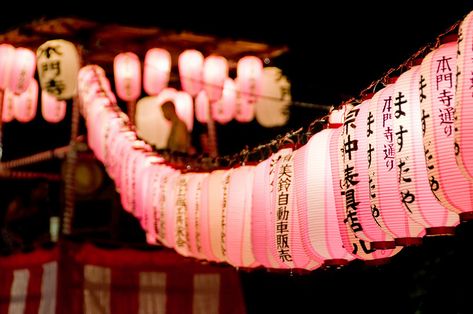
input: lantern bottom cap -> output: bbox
[424,227,456,237]
[323,259,350,267]
[370,240,396,250]
[394,237,423,246]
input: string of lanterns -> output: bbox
[76,9,473,271]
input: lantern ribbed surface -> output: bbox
[294,129,352,266]
[225,165,258,268]
[368,85,425,245]
[392,66,459,234]
[14,78,38,123]
[186,172,209,260]
[0,44,15,90]
[41,91,67,123]
[199,172,218,262]
[143,48,171,96]
[9,47,36,95]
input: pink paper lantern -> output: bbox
[173,174,191,257]
[392,66,459,234]
[455,11,473,182]
[174,91,194,131]
[195,90,209,123]
[199,171,218,262]
[2,88,15,122]
[134,153,162,222]
[178,49,204,97]
[41,91,67,123]
[420,41,473,221]
[14,78,38,123]
[235,96,255,123]
[143,48,171,96]
[225,165,259,268]
[185,172,210,260]
[160,171,181,248]
[267,148,321,270]
[237,56,263,104]
[331,126,402,262]
[368,84,424,245]
[203,55,228,102]
[114,52,141,101]
[9,47,36,95]
[294,129,354,266]
[212,78,236,124]
[0,44,15,90]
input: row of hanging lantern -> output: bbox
[80,10,473,270]
[113,48,264,124]
[0,39,81,123]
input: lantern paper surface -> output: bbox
[41,91,67,123]
[203,55,228,102]
[392,66,458,233]
[368,85,424,244]
[174,91,194,131]
[159,171,181,248]
[294,129,353,265]
[14,79,38,123]
[114,52,141,101]
[143,48,171,96]
[0,44,15,90]
[36,39,80,100]
[237,56,263,104]
[2,88,15,122]
[186,172,209,260]
[420,41,473,218]
[225,166,258,268]
[333,125,401,261]
[174,174,191,257]
[455,11,473,182]
[212,78,236,124]
[195,90,209,123]
[178,49,204,97]
[254,67,291,127]
[9,47,36,95]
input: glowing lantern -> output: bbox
[212,78,236,124]
[420,41,473,220]
[254,67,291,127]
[368,84,424,245]
[178,49,204,96]
[195,90,209,123]
[174,91,194,131]
[159,171,181,248]
[186,172,209,260]
[235,96,255,123]
[237,56,263,104]
[114,52,141,101]
[173,174,191,257]
[331,126,401,262]
[392,66,458,234]
[9,47,36,95]
[343,99,396,249]
[143,48,171,96]
[134,154,163,223]
[41,91,67,123]
[455,11,473,182]
[135,88,177,149]
[203,55,228,102]
[14,79,38,123]
[0,44,15,90]
[36,39,80,99]
[294,129,354,266]
[225,165,259,268]
[2,88,15,122]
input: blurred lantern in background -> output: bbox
[419,40,473,221]
[254,67,291,127]
[9,47,36,95]
[114,52,141,102]
[14,78,38,123]
[455,11,473,182]
[237,56,263,104]
[2,88,15,122]
[0,44,15,90]
[41,91,67,123]
[174,91,194,131]
[143,48,171,96]
[203,55,228,102]
[36,39,80,100]
[212,78,236,124]
[195,90,209,123]
[178,49,204,97]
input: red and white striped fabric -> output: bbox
[1,243,247,314]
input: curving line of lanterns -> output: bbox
[76,10,473,271]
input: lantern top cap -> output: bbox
[439,33,458,44]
